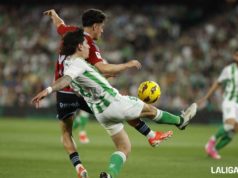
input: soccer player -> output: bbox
[44,8,168,178]
[32,29,197,178]
[197,51,238,160]
[44,8,171,174]
[46,8,168,146]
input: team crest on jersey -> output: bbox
[95,52,102,59]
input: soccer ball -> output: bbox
[138,81,161,104]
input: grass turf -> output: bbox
[0,118,237,178]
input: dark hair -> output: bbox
[60,28,84,56]
[82,9,106,27]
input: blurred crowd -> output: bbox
[1,4,238,110]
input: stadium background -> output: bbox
[1,0,238,123]
[0,1,238,178]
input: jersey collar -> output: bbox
[84,32,91,38]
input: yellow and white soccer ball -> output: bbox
[138,81,161,104]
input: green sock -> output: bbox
[79,112,89,130]
[215,134,233,150]
[108,151,126,178]
[214,125,226,140]
[73,116,80,129]
[153,110,181,125]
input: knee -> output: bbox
[224,123,235,132]
[224,123,235,137]
[127,120,140,127]
[145,104,157,118]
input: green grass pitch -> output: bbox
[0,118,237,178]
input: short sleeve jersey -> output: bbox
[218,63,238,102]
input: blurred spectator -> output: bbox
[1,4,238,110]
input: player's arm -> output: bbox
[197,66,228,107]
[95,60,142,77]
[43,9,65,28]
[31,75,72,108]
[197,80,221,106]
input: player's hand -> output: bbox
[126,60,142,70]
[43,9,57,17]
[31,89,48,108]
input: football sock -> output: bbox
[134,120,152,137]
[153,109,181,125]
[146,130,156,139]
[215,134,233,150]
[108,151,126,178]
[214,125,226,140]
[73,116,80,129]
[69,152,81,167]
[79,111,89,131]
[215,124,234,150]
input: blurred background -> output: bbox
[1,0,238,123]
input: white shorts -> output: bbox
[95,94,145,136]
[222,100,238,122]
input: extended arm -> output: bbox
[95,60,142,77]
[197,80,221,106]
[31,75,72,108]
[43,9,65,28]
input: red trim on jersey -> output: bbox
[55,24,104,92]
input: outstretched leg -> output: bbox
[139,103,197,130]
[127,119,170,147]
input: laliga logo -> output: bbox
[211,166,238,174]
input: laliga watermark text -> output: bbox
[211,166,238,174]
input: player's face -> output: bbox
[80,39,90,58]
[233,51,238,63]
[93,22,104,40]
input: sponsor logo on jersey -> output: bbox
[95,52,102,59]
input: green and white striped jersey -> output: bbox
[64,57,119,114]
[218,63,238,103]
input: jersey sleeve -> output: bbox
[64,60,85,80]
[217,67,229,83]
[57,24,79,36]
[87,41,104,65]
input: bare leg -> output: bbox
[102,129,131,178]
[59,115,88,178]
[59,115,76,153]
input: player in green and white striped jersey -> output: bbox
[198,51,238,160]
[32,29,197,178]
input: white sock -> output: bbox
[211,136,215,141]
[75,164,82,172]
[146,130,156,139]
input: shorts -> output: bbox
[222,100,238,122]
[56,91,92,120]
[95,94,145,136]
